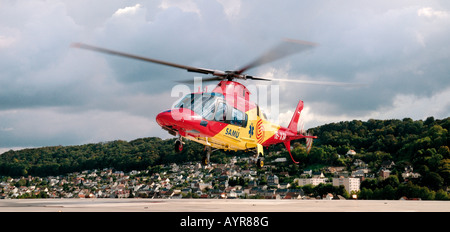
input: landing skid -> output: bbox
[201,146,213,166]
[255,144,264,169]
[174,136,184,153]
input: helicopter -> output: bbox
[72,39,351,168]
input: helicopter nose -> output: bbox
[156,110,174,127]
[156,109,200,127]
[156,109,217,137]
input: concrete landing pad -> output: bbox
[0,199,448,212]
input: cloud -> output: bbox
[159,0,201,14]
[216,0,241,18]
[371,86,450,120]
[276,86,450,132]
[418,7,449,18]
[0,107,161,148]
[113,4,143,17]
[0,35,16,48]
[0,0,449,151]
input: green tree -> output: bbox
[435,189,450,200]
[358,188,373,199]
[421,172,444,191]
[382,175,400,188]
[15,178,27,187]
[381,185,396,200]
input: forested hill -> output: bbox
[306,117,449,190]
[0,117,449,188]
[0,137,205,177]
[309,117,449,158]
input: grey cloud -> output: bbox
[0,0,449,150]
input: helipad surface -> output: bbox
[0,198,448,212]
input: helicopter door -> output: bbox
[240,105,257,149]
[213,100,245,144]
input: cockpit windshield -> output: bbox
[174,93,222,121]
[174,92,248,127]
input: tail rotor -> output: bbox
[305,132,314,154]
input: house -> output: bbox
[250,187,261,195]
[267,175,279,186]
[326,166,346,176]
[312,172,325,178]
[402,166,421,180]
[280,172,289,177]
[171,193,182,199]
[275,188,288,198]
[234,190,245,198]
[284,191,303,200]
[181,188,192,194]
[248,180,258,187]
[209,189,225,198]
[273,158,287,163]
[346,150,356,156]
[227,189,238,199]
[161,178,170,185]
[379,168,391,179]
[219,180,229,190]
[160,189,174,198]
[335,171,349,178]
[261,189,276,198]
[152,174,161,181]
[352,168,370,178]
[353,159,366,167]
[302,170,313,177]
[381,160,395,169]
[198,182,213,191]
[278,183,291,189]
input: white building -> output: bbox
[273,158,287,163]
[296,177,326,186]
[332,177,360,194]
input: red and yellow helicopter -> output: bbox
[72,39,349,168]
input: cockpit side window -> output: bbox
[230,107,247,127]
[200,95,216,121]
[214,102,227,122]
[216,101,247,127]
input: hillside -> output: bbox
[0,137,205,177]
[0,117,449,193]
[305,117,449,192]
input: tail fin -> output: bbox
[288,100,304,133]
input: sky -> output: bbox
[1,0,449,152]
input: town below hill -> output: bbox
[0,117,449,200]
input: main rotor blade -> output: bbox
[71,43,217,75]
[176,76,225,84]
[271,78,366,87]
[236,38,318,74]
[245,75,272,81]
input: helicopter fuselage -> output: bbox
[156,80,316,165]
